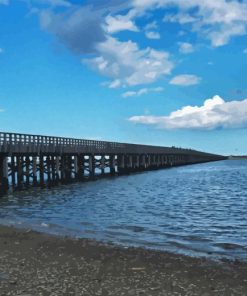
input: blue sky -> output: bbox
[0,0,247,155]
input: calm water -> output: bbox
[0,160,246,261]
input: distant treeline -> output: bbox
[228,155,247,159]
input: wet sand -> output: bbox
[0,225,246,296]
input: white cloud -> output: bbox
[145,31,160,39]
[169,74,201,86]
[163,13,197,24]
[122,86,164,97]
[208,24,246,47]
[129,95,247,130]
[178,42,194,54]
[38,4,173,88]
[108,79,121,89]
[145,21,158,31]
[134,0,247,47]
[84,37,174,87]
[105,13,139,34]
[144,21,160,39]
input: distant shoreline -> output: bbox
[228,156,247,159]
[0,224,246,295]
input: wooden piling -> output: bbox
[33,156,37,186]
[0,155,8,195]
[17,156,23,189]
[39,155,45,188]
[89,154,95,179]
[11,156,15,187]
[25,156,30,187]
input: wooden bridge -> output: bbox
[0,132,226,195]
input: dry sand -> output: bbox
[0,225,246,296]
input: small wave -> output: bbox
[213,243,246,250]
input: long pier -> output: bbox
[0,132,226,195]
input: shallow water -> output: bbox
[0,160,246,261]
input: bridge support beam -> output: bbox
[46,156,51,187]
[118,154,126,175]
[74,156,78,180]
[0,155,9,195]
[11,156,15,188]
[25,156,30,187]
[55,156,60,183]
[17,156,23,189]
[89,155,95,179]
[33,156,38,186]
[110,155,115,175]
[39,156,44,187]
[101,155,105,174]
[78,155,84,181]
[128,155,133,172]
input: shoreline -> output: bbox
[0,225,247,295]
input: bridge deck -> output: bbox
[0,132,220,157]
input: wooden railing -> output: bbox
[0,132,223,157]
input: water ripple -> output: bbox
[0,160,246,261]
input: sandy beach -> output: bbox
[0,225,246,296]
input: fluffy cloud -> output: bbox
[84,37,174,87]
[129,95,247,130]
[122,87,164,97]
[144,21,160,40]
[163,13,197,25]
[134,0,247,47]
[37,3,173,87]
[105,13,138,34]
[145,31,160,39]
[178,42,194,54]
[169,74,201,86]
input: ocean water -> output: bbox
[0,160,246,261]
